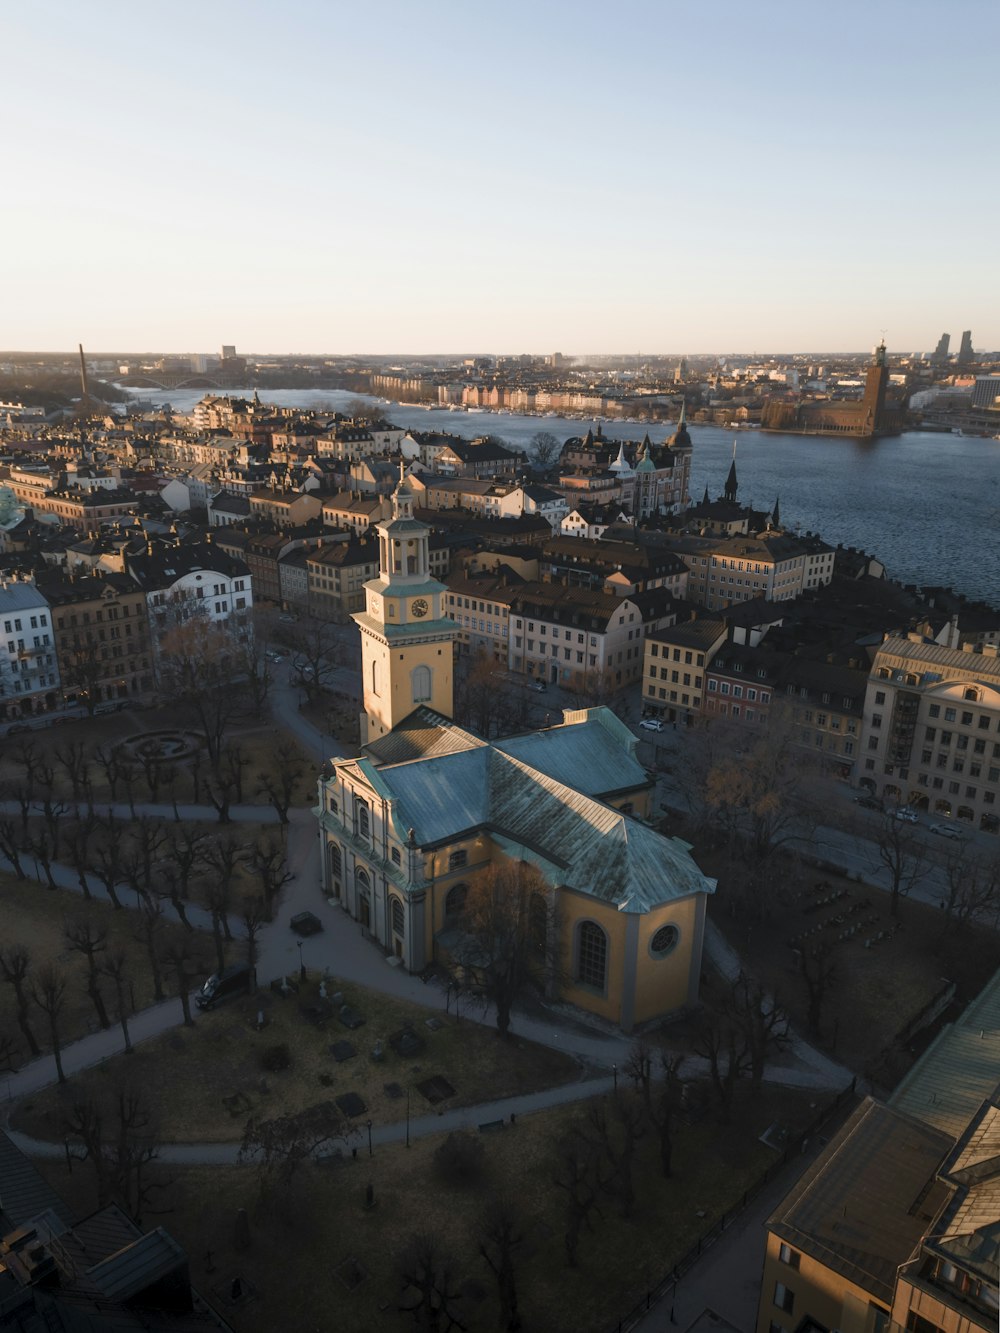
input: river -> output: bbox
[122,387,1000,606]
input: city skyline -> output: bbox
[3,0,998,353]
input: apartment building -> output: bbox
[643,619,728,724]
[509,583,680,690]
[307,536,379,619]
[859,634,1000,834]
[669,532,835,610]
[0,577,60,719]
[444,569,519,662]
[41,571,153,706]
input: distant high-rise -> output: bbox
[957,330,974,365]
[932,331,951,363]
[220,344,237,361]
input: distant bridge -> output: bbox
[111,372,227,391]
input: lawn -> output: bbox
[31,1080,833,1333]
[11,973,581,1143]
[0,870,219,1062]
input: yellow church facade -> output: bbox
[315,473,715,1031]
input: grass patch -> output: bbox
[696,846,1000,1085]
[0,870,219,1060]
[11,974,581,1143]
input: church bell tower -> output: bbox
[352,466,458,744]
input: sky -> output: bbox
[2,0,998,356]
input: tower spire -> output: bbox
[723,438,738,504]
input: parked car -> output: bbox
[195,963,252,1010]
[893,806,919,824]
[930,822,963,840]
[853,795,883,811]
[527,679,547,692]
[290,911,324,936]
[639,718,665,732]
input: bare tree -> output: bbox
[160,825,207,930]
[65,916,111,1030]
[940,843,1000,929]
[238,1101,354,1200]
[529,430,560,467]
[250,835,293,921]
[133,896,166,1004]
[872,811,931,918]
[89,819,126,910]
[161,935,198,1027]
[478,1197,524,1332]
[256,740,305,824]
[285,618,342,700]
[64,1088,165,1224]
[551,1129,603,1268]
[102,948,134,1053]
[460,862,558,1040]
[0,815,27,879]
[64,811,98,899]
[0,945,41,1058]
[31,963,68,1084]
[158,612,247,766]
[93,744,126,803]
[204,835,245,951]
[241,896,266,981]
[53,740,91,802]
[396,1233,468,1333]
[574,1093,645,1219]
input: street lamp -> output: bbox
[405,1089,410,1149]
[612,1062,618,1092]
[297,940,306,984]
[366,1118,373,1158]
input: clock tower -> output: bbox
[352,466,458,743]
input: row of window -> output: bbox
[707,681,772,703]
[3,613,48,634]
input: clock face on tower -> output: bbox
[411,598,429,619]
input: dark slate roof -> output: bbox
[125,540,249,589]
[0,1130,74,1233]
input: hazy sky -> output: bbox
[3,0,997,355]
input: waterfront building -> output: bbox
[317,473,716,1030]
[858,635,1000,833]
[761,342,904,438]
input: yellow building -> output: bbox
[316,471,717,1030]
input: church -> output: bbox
[315,470,716,1031]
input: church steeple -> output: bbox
[771,494,781,528]
[723,440,738,504]
[352,469,458,744]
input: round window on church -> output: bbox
[649,925,679,959]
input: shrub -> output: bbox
[260,1043,292,1072]
[433,1131,485,1187]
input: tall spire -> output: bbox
[723,438,738,504]
[771,494,780,528]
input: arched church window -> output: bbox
[371,661,379,696]
[357,801,370,839]
[391,896,405,938]
[577,921,608,991]
[412,665,432,703]
[445,883,468,919]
